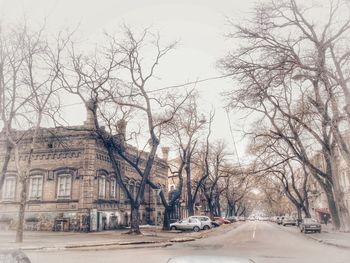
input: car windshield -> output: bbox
[304,218,318,224]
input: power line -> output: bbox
[225,108,245,176]
[148,73,234,93]
[31,73,234,111]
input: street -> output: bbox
[25,221,350,263]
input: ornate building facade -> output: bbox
[0,109,168,231]
[308,148,350,223]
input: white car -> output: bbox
[170,218,201,232]
[188,216,212,230]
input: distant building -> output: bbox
[167,158,206,221]
[308,147,350,222]
[0,106,168,231]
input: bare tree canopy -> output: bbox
[220,0,350,231]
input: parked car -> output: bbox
[299,218,321,233]
[170,218,201,232]
[282,217,296,226]
[213,217,230,225]
[226,216,238,223]
[211,220,221,227]
[238,216,246,222]
[189,216,212,230]
[224,219,231,224]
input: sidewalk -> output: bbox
[0,225,223,251]
[276,223,350,249]
[307,223,350,249]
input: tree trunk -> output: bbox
[16,177,27,243]
[302,204,311,218]
[324,181,341,230]
[229,207,234,217]
[129,205,141,235]
[217,199,221,217]
[296,206,302,223]
[185,164,194,216]
[332,159,350,231]
[162,206,172,230]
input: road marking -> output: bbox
[252,222,257,239]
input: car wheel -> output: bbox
[203,225,210,230]
[300,228,303,232]
[170,226,177,231]
[193,226,200,232]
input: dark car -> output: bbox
[299,218,321,233]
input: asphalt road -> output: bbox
[26,221,350,263]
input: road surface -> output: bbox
[26,221,350,263]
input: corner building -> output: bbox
[0,109,168,231]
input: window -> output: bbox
[29,175,43,200]
[135,185,140,198]
[2,176,16,201]
[57,174,71,199]
[98,176,106,198]
[110,178,116,199]
[129,183,135,199]
[341,171,350,189]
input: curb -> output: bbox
[13,241,174,251]
[65,242,173,251]
[273,223,350,250]
[307,235,350,249]
[169,237,196,243]
[1,225,222,251]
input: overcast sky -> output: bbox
[0,0,264,162]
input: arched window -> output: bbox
[128,181,135,199]
[98,175,106,199]
[110,178,116,199]
[2,176,16,201]
[29,174,43,200]
[57,174,72,199]
[135,182,140,198]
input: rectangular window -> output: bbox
[29,176,43,200]
[110,178,116,199]
[57,174,71,199]
[2,177,16,201]
[98,176,106,198]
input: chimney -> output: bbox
[161,147,170,161]
[84,99,97,128]
[116,119,127,141]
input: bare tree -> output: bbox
[158,94,206,228]
[187,111,214,216]
[201,140,229,217]
[0,22,61,242]
[224,167,252,217]
[220,0,350,230]
[249,129,312,220]
[56,27,188,234]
